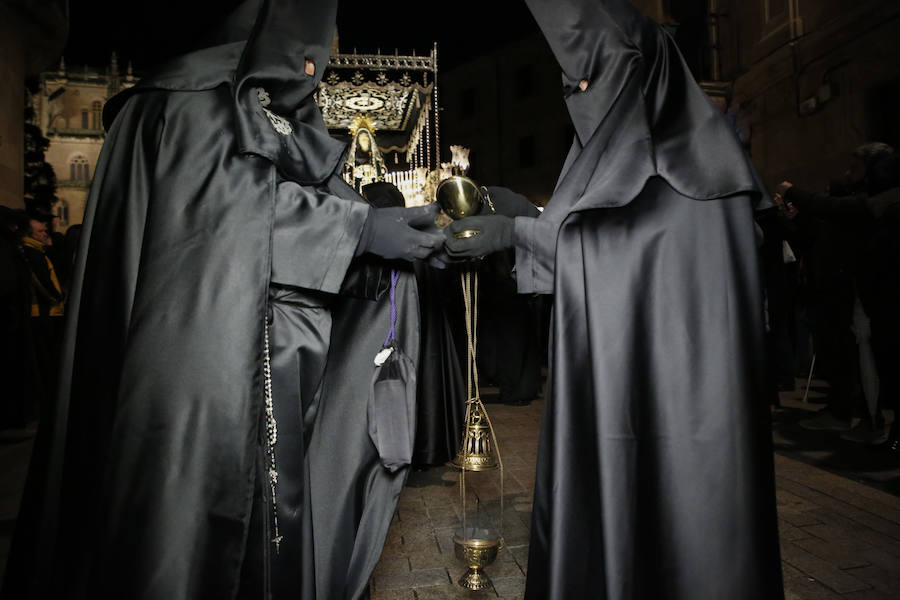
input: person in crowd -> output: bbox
[756,200,803,404]
[445,0,783,597]
[20,216,65,419]
[776,142,900,447]
[0,208,39,431]
[1,1,444,599]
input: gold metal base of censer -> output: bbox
[453,534,503,591]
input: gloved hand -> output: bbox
[444,214,515,258]
[356,203,445,261]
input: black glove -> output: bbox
[444,214,515,258]
[426,247,451,270]
[356,204,444,261]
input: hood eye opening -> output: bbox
[563,77,590,98]
[305,59,315,76]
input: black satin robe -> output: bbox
[1,2,417,598]
[518,1,784,598]
[411,262,466,466]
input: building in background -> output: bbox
[0,0,68,211]
[721,0,900,189]
[30,53,135,232]
[439,33,570,207]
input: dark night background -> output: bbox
[61,0,540,73]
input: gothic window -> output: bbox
[54,199,70,228]
[81,109,89,129]
[69,154,90,181]
[92,101,103,129]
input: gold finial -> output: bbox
[348,113,377,137]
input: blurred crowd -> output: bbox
[757,142,900,452]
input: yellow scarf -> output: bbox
[23,236,65,317]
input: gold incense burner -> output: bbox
[452,400,498,471]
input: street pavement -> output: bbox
[368,381,900,599]
[1,381,898,599]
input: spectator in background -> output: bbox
[0,208,39,431]
[776,142,900,446]
[20,216,65,417]
[756,198,803,406]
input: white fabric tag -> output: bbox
[374,346,394,366]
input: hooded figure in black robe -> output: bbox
[362,181,466,467]
[1,1,444,599]
[445,1,784,597]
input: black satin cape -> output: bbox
[1,2,418,598]
[518,1,784,598]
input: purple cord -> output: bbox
[384,269,400,346]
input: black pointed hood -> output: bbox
[524,0,646,147]
[525,0,760,208]
[104,0,345,185]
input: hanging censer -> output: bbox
[435,175,504,591]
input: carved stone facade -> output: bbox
[31,55,135,231]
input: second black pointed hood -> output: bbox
[525,0,647,146]
[525,0,762,207]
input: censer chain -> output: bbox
[459,269,504,541]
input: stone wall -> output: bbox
[726,0,900,191]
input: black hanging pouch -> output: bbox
[367,270,417,472]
